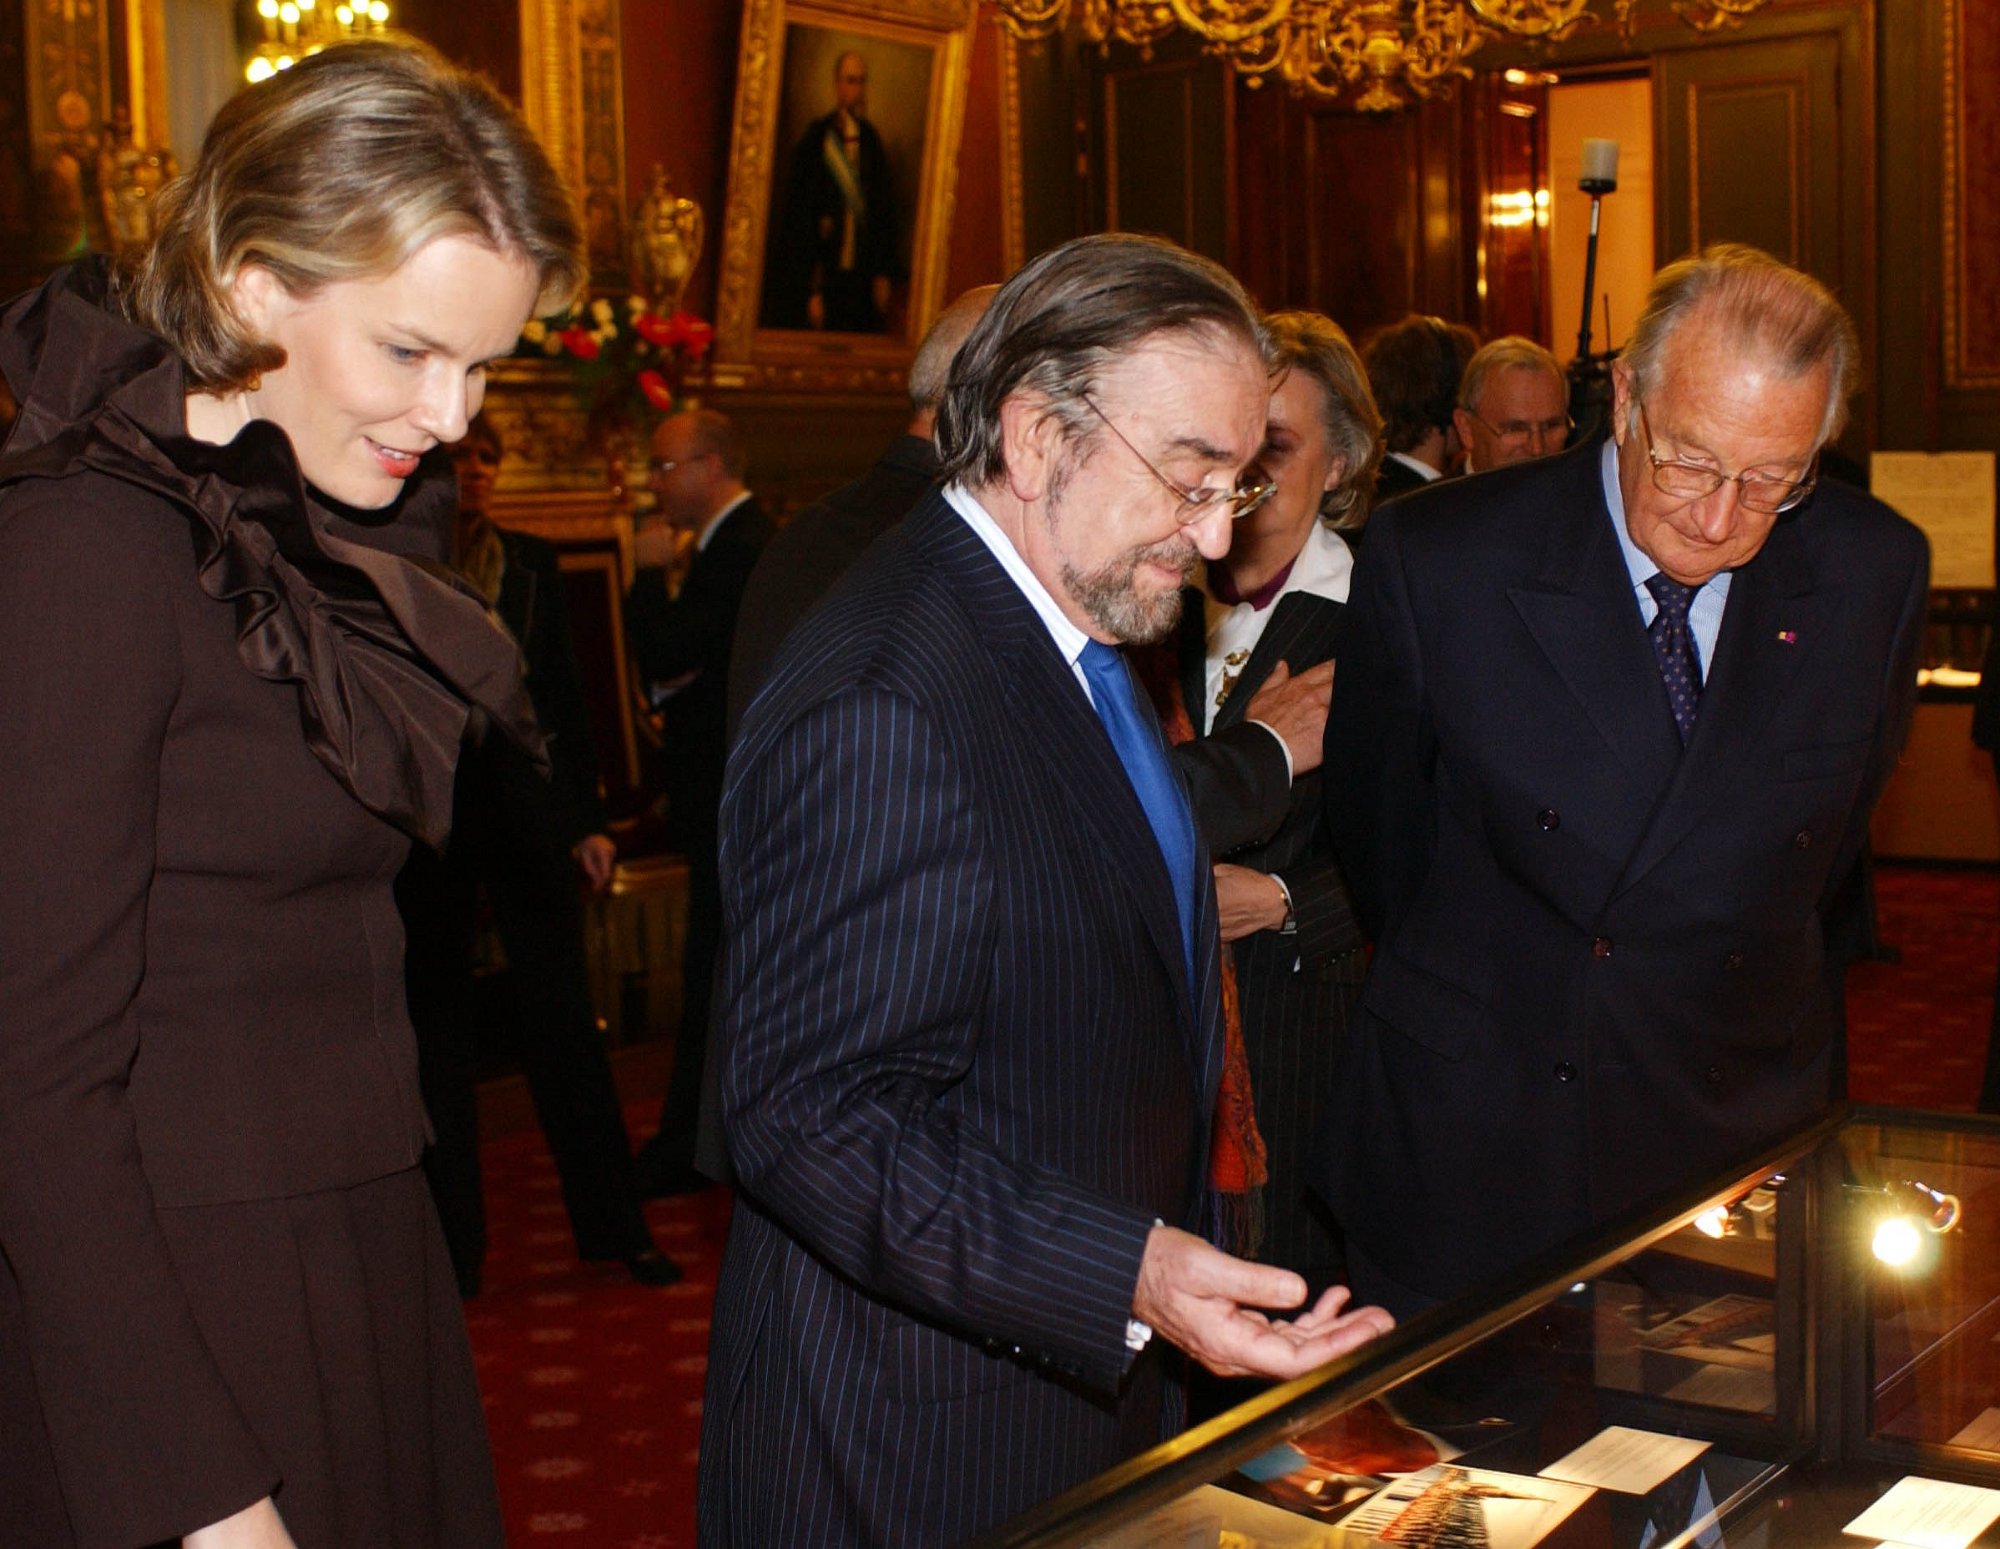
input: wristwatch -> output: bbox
[1271,873,1297,936]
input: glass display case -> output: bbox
[972,1106,2000,1549]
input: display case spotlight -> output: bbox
[1873,1215,1923,1268]
[1865,1179,1961,1270]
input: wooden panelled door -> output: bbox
[1653,32,1845,289]
[1087,43,1233,266]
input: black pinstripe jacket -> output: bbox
[698,492,1225,1546]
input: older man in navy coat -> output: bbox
[698,235,1392,1546]
[1319,246,1929,1313]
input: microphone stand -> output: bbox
[1567,170,1619,444]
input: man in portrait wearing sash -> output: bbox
[765,50,902,333]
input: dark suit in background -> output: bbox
[1320,440,1928,1305]
[626,497,772,1181]
[1371,453,1433,506]
[1175,581,1364,1285]
[699,495,1225,1543]
[398,526,655,1291]
[726,435,938,738]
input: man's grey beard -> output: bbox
[1043,434,1199,644]
[1060,534,1198,644]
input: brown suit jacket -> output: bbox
[0,263,531,1548]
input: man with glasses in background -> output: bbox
[699,234,1392,1548]
[1453,334,1573,473]
[626,407,772,1196]
[1318,245,1929,1316]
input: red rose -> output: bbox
[637,369,674,411]
[669,313,715,360]
[634,313,676,348]
[558,326,600,360]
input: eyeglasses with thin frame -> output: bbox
[1078,394,1276,522]
[1635,400,1818,515]
[647,450,716,478]
[1464,405,1574,449]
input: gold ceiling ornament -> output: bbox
[1470,0,1592,39]
[994,0,1770,111]
[1640,0,1768,32]
[1622,0,1771,34]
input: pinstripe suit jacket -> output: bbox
[698,492,1226,1547]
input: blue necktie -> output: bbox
[1078,640,1198,981]
[1646,573,1703,743]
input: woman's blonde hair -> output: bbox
[120,37,584,392]
[1264,309,1383,530]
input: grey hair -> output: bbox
[1263,309,1382,531]
[1620,243,1859,444]
[1458,335,1565,414]
[932,233,1265,488]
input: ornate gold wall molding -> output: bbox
[26,0,110,155]
[520,0,628,292]
[124,0,169,150]
[998,23,1026,275]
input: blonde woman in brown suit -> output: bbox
[0,41,582,1549]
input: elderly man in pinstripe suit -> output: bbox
[698,235,1393,1547]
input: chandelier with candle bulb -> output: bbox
[244,0,393,84]
[991,0,1770,112]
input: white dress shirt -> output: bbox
[1601,440,1731,673]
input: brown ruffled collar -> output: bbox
[0,259,545,848]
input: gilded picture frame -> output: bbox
[712,0,977,391]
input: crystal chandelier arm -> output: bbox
[1401,1,1486,92]
[983,0,1777,110]
[1089,0,1186,54]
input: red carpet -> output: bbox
[463,865,1999,1543]
[463,1131,730,1546]
[1845,866,1998,1109]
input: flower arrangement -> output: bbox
[519,295,715,450]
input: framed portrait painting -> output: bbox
[712,0,977,389]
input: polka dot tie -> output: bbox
[1645,572,1703,744]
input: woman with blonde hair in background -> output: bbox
[1141,309,1383,1317]
[0,39,581,1549]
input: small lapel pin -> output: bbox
[1776,630,1798,645]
